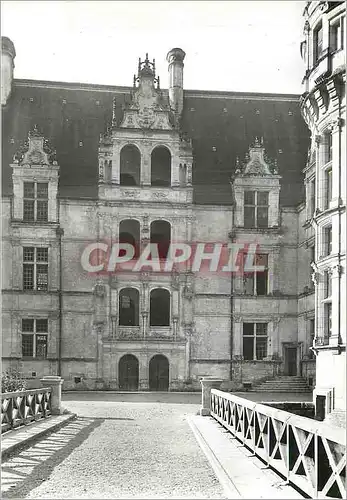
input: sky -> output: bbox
[1,1,306,94]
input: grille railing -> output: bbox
[210,389,346,499]
[1,387,52,433]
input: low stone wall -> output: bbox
[301,359,316,387]
[231,359,282,390]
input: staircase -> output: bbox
[249,376,312,393]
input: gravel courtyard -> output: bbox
[2,396,226,499]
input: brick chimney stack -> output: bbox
[166,48,185,116]
[1,37,16,106]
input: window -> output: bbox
[151,147,171,187]
[23,182,48,222]
[243,323,268,361]
[324,131,332,164]
[119,219,140,259]
[23,247,48,291]
[150,288,170,326]
[324,302,332,338]
[244,191,269,228]
[22,318,48,358]
[325,168,332,209]
[323,226,332,256]
[119,288,139,326]
[314,23,323,62]
[324,270,332,299]
[150,220,171,259]
[330,16,345,51]
[243,254,268,296]
[310,178,316,217]
[120,145,141,186]
[309,245,315,289]
[309,319,315,359]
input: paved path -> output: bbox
[2,398,226,499]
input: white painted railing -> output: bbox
[210,389,346,499]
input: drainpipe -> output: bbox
[56,226,64,376]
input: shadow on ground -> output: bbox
[2,418,103,498]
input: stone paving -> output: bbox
[2,398,226,499]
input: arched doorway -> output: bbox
[118,354,139,391]
[149,354,169,391]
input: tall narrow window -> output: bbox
[324,302,332,338]
[119,288,139,326]
[23,182,48,222]
[244,191,269,228]
[314,23,323,62]
[324,226,332,256]
[243,323,268,361]
[330,16,345,51]
[325,168,332,209]
[22,318,48,358]
[310,178,316,217]
[151,147,171,187]
[23,247,48,291]
[324,131,332,164]
[243,253,268,296]
[150,220,171,259]
[120,145,141,186]
[324,270,332,299]
[309,319,315,359]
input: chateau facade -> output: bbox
[300,0,346,426]
[2,32,319,394]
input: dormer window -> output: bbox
[244,191,269,228]
[23,182,48,222]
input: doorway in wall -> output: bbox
[118,354,139,391]
[284,347,297,376]
[149,355,169,391]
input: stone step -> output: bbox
[249,388,312,393]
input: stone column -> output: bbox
[200,377,223,416]
[40,376,64,415]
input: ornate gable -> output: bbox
[120,54,173,131]
[13,125,57,166]
[236,137,278,177]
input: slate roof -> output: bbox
[2,79,310,206]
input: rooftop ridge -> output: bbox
[13,79,301,101]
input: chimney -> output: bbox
[1,37,16,106]
[166,48,185,116]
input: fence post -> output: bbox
[200,377,223,416]
[40,376,64,415]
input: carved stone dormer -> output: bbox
[120,54,173,131]
[11,125,60,222]
[231,138,282,229]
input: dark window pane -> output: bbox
[22,318,34,332]
[244,191,255,205]
[256,323,268,336]
[150,289,170,326]
[36,265,48,290]
[243,337,254,360]
[23,247,34,261]
[36,201,48,222]
[244,207,255,228]
[257,207,268,228]
[256,270,268,295]
[37,183,48,199]
[36,335,48,358]
[256,337,267,360]
[37,248,48,262]
[257,192,269,206]
[23,264,34,290]
[22,335,34,357]
[243,323,254,336]
[36,319,48,332]
[255,254,268,267]
[23,200,35,221]
[24,182,35,198]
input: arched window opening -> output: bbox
[119,288,139,326]
[150,288,170,326]
[119,219,140,259]
[118,354,139,391]
[151,146,171,187]
[150,220,170,260]
[120,145,141,186]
